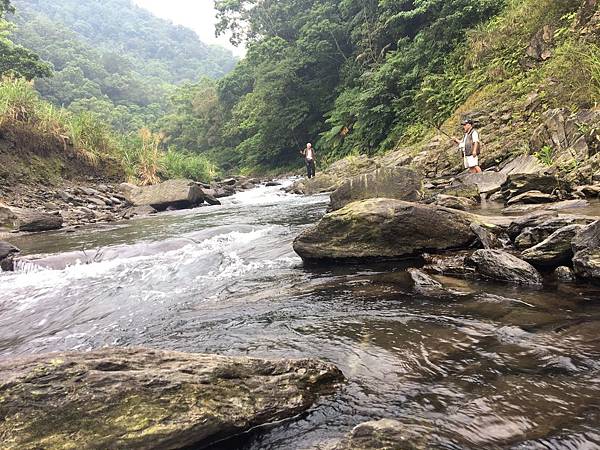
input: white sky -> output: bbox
[132,0,245,56]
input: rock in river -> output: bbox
[521,224,584,267]
[466,249,543,285]
[0,347,343,450]
[124,179,206,211]
[329,167,422,211]
[293,199,476,262]
[0,203,63,232]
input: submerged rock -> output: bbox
[407,268,443,292]
[466,249,543,285]
[328,419,436,450]
[293,199,476,262]
[554,266,576,282]
[0,203,63,232]
[329,167,421,211]
[0,348,343,450]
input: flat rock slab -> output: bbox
[500,155,546,176]
[0,204,63,232]
[467,249,543,285]
[0,348,343,450]
[125,179,205,211]
[462,171,508,195]
[506,190,556,205]
[293,199,476,262]
[329,167,422,211]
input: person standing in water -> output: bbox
[453,118,482,174]
[301,143,316,179]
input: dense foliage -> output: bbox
[0,0,51,80]
[9,0,237,132]
[156,0,505,172]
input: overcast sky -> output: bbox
[133,0,245,56]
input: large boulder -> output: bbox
[124,179,205,211]
[293,199,476,262]
[0,348,343,450]
[0,203,63,232]
[572,221,600,280]
[500,173,568,200]
[513,215,595,249]
[466,250,543,285]
[329,167,422,211]
[521,224,584,267]
[462,171,508,195]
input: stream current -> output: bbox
[1,182,600,449]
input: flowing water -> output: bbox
[1,183,600,449]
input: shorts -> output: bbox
[464,155,479,168]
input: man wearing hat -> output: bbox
[453,119,482,174]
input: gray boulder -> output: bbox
[0,348,342,450]
[572,221,600,280]
[407,268,443,292]
[466,250,543,285]
[0,241,19,271]
[293,199,476,262]
[554,266,576,282]
[462,171,508,195]
[514,215,594,249]
[124,179,205,211]
[506,190,556,205]
[521,224,584,267]
[329,167,422,211]
[435,194,477,211]
[500,155,546,176]
[501,173,567,199]
[470,223,504,249]
[0,203,63,232]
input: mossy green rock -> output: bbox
[0,348,343,450]
[293,199,476,262]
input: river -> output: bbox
[1,182,600,449]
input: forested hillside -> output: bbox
[158,0,599,175]
[8,0,236,132]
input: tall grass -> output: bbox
[0,77,220,184]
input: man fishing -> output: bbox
[453,118,482,174]
[300,143,316,179]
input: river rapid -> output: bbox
[1,182,600,449]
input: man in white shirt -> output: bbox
[301,143,316,179]
[453,119,482,174]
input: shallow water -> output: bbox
[1,183,600,449]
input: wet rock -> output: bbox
[435,194,477,211]
[124,179,205,211]
[422,252,474,276]
[470,223,504,249]
[293,199,476,262]
[501,173,566,199]
[521,224,584,267]
[329,167,422,211]
[0,241,19,271]
[506,190,556,205]
[576,184,600,197]
[122,205,158,219]
[572,221,600,280]
[462,171,508,195]
[328,419,436,450]
[0,347,343,450]
[265,181,282,187]
[0,203,63,232]
[466,250,543,285]
[554,266,576,282]
[503,199,590,214]
[407,268,443,292]
[514,215,594,250]
[507,211,560,239]
[440,182,480,202]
